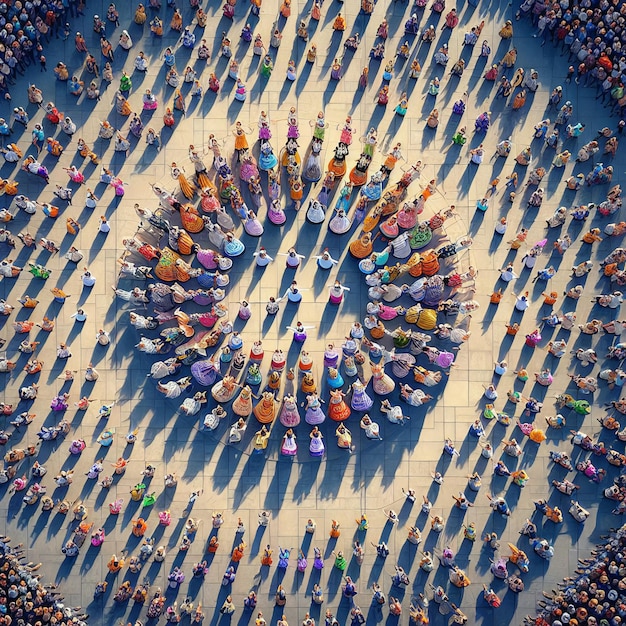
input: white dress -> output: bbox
[281,433,298,456]
[306,200,325,224]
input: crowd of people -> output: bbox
[529,523,626,626]
[519,0,626,116]
[0,1,77,99]
[0,535,87,626]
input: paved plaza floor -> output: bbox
[0,0,625,625]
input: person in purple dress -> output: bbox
[287,322,315,342]
[350,379,373,411]
[309,427,325,457]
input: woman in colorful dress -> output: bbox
[309,427,324,457]
[233,122,249,161]
[281,429,297,456]
[328,389,351,421]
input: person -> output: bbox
[452,127,467,145]
[450,58,465,76]
[99,216,111,234]
[409,59,421,79]
[86,81,100,100]
[397,41,409,58]
[270,27,283,48]
[331,58,342,80]
[163,108,175,128]
[119,71,132,96]
[221,596,235,614]
[470,144,484,165]
[119,29,133,50]
[297,20,308,40]
[69,76,83,96]
[96,330,110,346]
[434,45,449,65]
[54,62,69,81]
[265,296,280,315]
[333,13,346,31]
[81,269,96,287]
[512,89,527,110]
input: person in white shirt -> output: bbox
[57,343,72,359]
[499,263,517,282]
[65,247,84,263]
[514,293,530,312]
[96,330,110,346]
[71,309,87,322]
[282,247,305,269]
[284,281,303,303]
[315,248,339,270]
[253,247,273,267]
[85,190,98,209]
[99,216,110,233]
[81,269,96,287]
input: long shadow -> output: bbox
[323,77,341,108]
[263,457,293,511]
[296,59,314,93]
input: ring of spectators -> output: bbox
[0,0,81,100]
[528,523,626,626]
[518,0,626,117]
[0,534,87,626]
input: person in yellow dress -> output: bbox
[336,423,352,449]
[170,8,183,31]
[134,4,147,24]
[66,217,80,235]
[174,89,185,113]
[233,122,249,161]
[116,93,131,116]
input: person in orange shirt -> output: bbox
[231,542,246,562]
[542,291,558,305]
[422,179,436,201]
[333,13,346,31]
[207,536,219,553]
